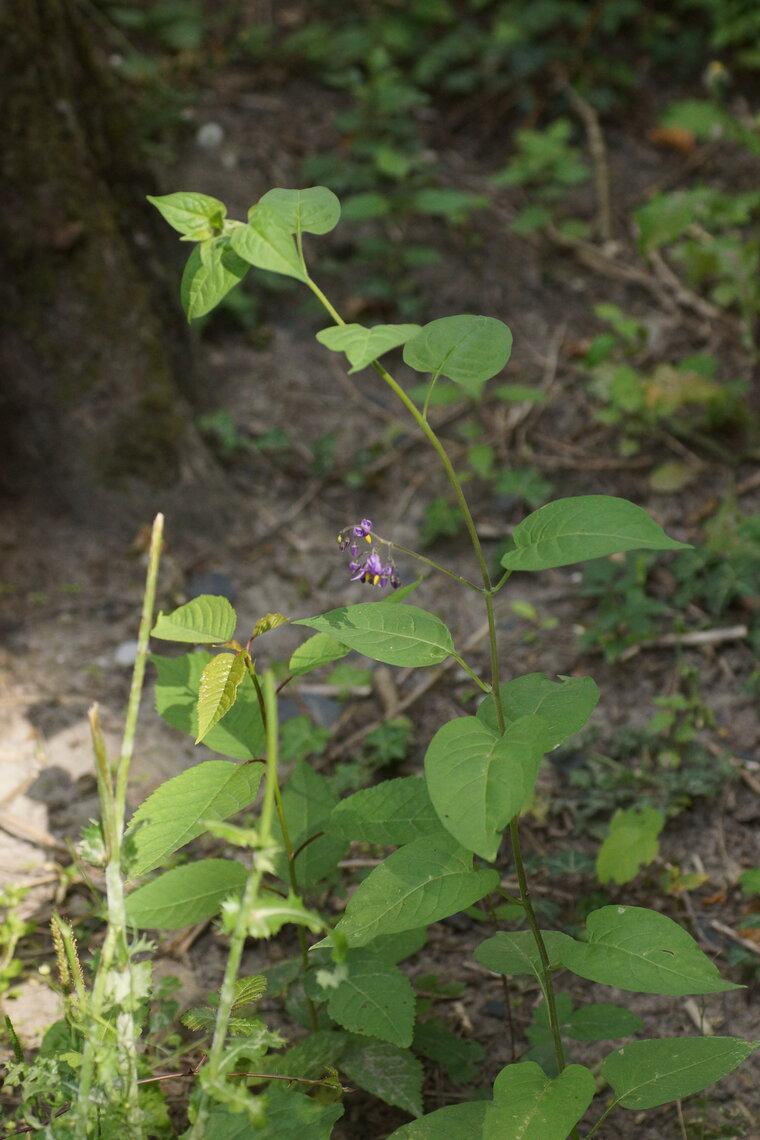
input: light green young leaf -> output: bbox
[477,673,599,749]
[602,1037,757,1110]
[557,905,742,995]
[330,776,442,845]
[152,652,266,760]
[127,760,263,876]
[332,833,499,947]
[180,240,249,320]
[385,1102,488,1139]
[316,323,422,373]
[246,892,325,939]
[484,1062,595,1140]
[152,595,237,644]
[259,186,341,235]
[289,632,350,677]
[424,715,550,860]
[340,1037,424,1118]
[230,204,308,281]
[293,603,455,668]
[474,929,573,980]
[312,949,415,1047]
[500,495,690,571]
[147,191,227,240]
[596,806,665,885]
[402,315,513,397]
[196,652,248,744]
[125,858,247,929]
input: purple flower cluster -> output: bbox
[337,518,400,589]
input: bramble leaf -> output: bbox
[340,1038,423,1118]
[196,652,248,744]
[310,949,415,1047]
[152,595,237,644]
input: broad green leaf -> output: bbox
[370,927,428,965]
[259,186,341,235]
[564,1002,643,1042]
[147,191,227,240]
[152,652,266,760]
[152,595,237,644]
[477,673,599,750]
[500,496,690,571]
[127,760,263,876]
[602,1037,757,1110]
[251,1084,343,1139]
[289,632,350,676]
[386,1102,487,1139]
[263,1029,349,1080]
[402,315,513,397]
[316,323,422,373]
[293,603,455,668]
[180,241,249,320]
[272,758,346,888]
[595,806,665,885]
[332,833,499,947]
[484,1062,595,1140]
[125,858,246,929]
[313,949,415,1047]
[230,204,307,281]
[330,776,442,845]
[196,652,248,744]
[412,1019,485,1082]
[340,1037,423,1118]
[475,929,573,980]
[635,192,695,254]
[424,715,550,860]
[557,905,742,995]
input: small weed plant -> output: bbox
[3,186,758,1138]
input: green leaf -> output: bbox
[180,240,249,320]
[385,1102,488,1139]
[424,715,550,860]
[564,1002,643,1042]
[370,927,428,965]
[332,833,499,947]
[330,776,442,845]
[316,949,415,1047]
[293,603,455,668]
[152,652,266,760]
[230,204,308,281]
[127,760,263,876]
[412,1018,485,1082]
[402,315,513,398]
[196,652,248,744]
[263,1029,349,1080]
[500,496,690,571]
[557,905,742,995]
[125,858,247,929]
[596,806,665,886]
[289,633,350,677]
[251,1084,343,1139]
[484,1062,595,1140]
[152,595,237,644]
[259,186,341,235]
[477,673,599,750]
[246,891,325,939]
[340,1037,423,1118]
[316,323,422,373]
[475,929,573,980]
[147,191,227,240]
[272,759,346,888]
[602,1037,757,1110]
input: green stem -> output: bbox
[371,534,484,595]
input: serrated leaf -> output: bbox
[152,595,237,644]
[402,315,513,398]
[596,806,665,886]
[330,777,442,845]
[152,652,266,759]
[500,496,690,571]
[232,975,268,1007]
[147,191,227,240]
[477,673,599,750]
[412,1018,485,1082]
[315,949,415,1047]
[180,240,249,320]
[332,833,499,947]
[272,758,346,888]
[252,1084,343,1139]
[293,603,455,668]
[230,203,307,280]
[340,1038,423,1117]
[260,186,341,235]
[557,905,742,995]
[475,929,574,980]
[125,858,247,929]
[264,1030,349,1081]
[196,652,248,744]
[127,760,263,876]
[484,1062,595,1140]
[602,1037,757,1110]
[385,1102,488,1139]
[252,612,289,638]
[316,323,422,373]
[289,633,350,677]
[424,715,550,860]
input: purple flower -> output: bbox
[338,518,400,588]
[350,549,399,588]
[337,518,374,555]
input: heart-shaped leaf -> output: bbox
[147,191,226,240]
[403,315,513,397]
[230,204,307,281]
[259,186,341,235]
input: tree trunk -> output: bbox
[0,0,224,529]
